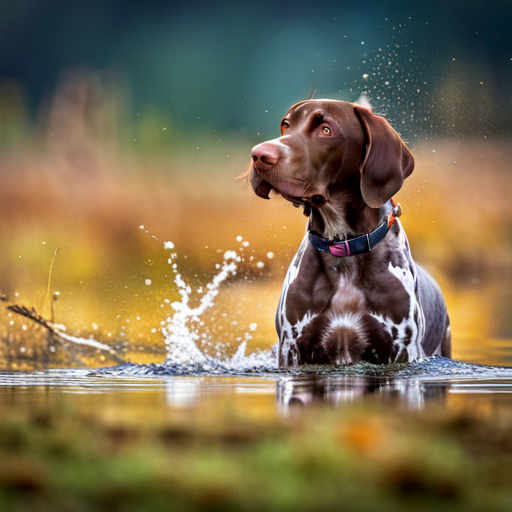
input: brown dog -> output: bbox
[249,100,451,367]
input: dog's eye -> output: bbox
[321,126,332,136]
[281,120,290,134]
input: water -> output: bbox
[2,238,512,415]
[2,358,512,417]
[157,237,277,372]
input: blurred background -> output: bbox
[1,0,512,369]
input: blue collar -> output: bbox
[308,200,401,257]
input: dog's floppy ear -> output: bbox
[354,106,414,208]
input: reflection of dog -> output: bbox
[276,375,448,411]
[249,100,451,367]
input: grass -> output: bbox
[1,393,512,511]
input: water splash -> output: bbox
[348,20,436,142]
[160,239,276,373]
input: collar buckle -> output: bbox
[388,199,402,228]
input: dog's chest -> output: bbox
[277,226,426,364]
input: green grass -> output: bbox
[1,398,512,512]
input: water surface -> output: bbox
[2,356,512,418]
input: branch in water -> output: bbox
[6,303,123,362]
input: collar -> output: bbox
[308,199,402,257]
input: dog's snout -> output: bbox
[251,142,280,171]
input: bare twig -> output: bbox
[6,303,124,363]
[7,305,54,331]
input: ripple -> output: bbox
[90,356,512,380]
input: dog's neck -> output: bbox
[308,188,383,241]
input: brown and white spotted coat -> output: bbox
[250,99,451,367]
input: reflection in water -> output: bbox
[86,356,512,415]
[2,357,512,416]
[276,375,449,412]
[165,378,202,407]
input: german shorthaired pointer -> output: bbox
[250,100,451,366]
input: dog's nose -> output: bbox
[251,142,279,171]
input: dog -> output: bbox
[249,99,451,367]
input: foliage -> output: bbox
[0,395,512,511]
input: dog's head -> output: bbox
[249,99,414,210]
